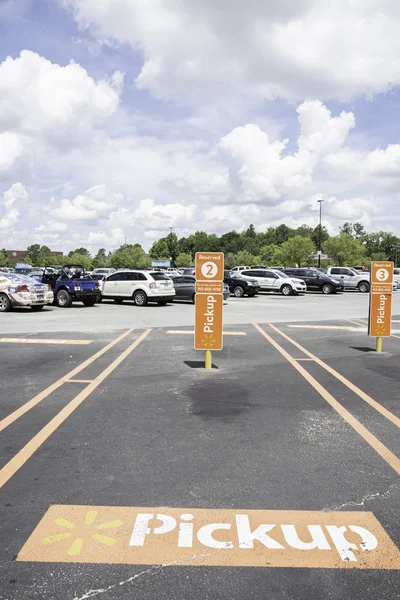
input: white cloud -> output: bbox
[0,182,26,231]
[0,49,120,170]
[133,198,197,231]
[0,132,25,177]
[50,185,120,221]
[61,0,400,101]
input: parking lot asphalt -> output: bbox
[0,318,399,599]
[2,290,400,334]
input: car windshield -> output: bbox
[273,270,289,278]
[348,268,360,275]
[150,272,170,280]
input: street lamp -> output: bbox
[317,198,324,268]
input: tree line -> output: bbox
[1,222,399,270]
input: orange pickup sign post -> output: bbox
[368,261,394,352]
[195,252,224,368]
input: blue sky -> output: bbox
[1,0,400,252]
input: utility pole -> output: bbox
[317,198,324,268]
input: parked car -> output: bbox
[231,266,251,272]
[170,276,230,303]
[224,270,260,297]
[15,263,33,275]
[92,268,115,277]
[0,271,53,312]
[241,269,307,295]
[393,268,400,289]
[327,267,372,292]
[100,270,175,306]
[41,264,98,307]
[283,268,344,294]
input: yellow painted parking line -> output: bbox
[0,329,152,490]
[253,323,400,475]
[166,330,247,336]
[0,338,93,345]
[288,325,359,330]
[268,323,400,429]
[346,319,367,327]
[0,328,134,433]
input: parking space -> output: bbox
[2,291,400,334]
[0,318,399,599]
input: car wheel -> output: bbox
[358,281,370,293]
[82,297,96,307]
[233,286,245,298]
[0,293,12,312]
[31,305,44,311]
[157,299,168,305]
[56,289,73,308]
[322,283,333,295]
[133,290,148,306]
[114,298,124,304]
[280,284,293,296]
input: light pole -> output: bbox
[317,198,323,268]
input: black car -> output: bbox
[224,270,260,298]
[282,268,344,294]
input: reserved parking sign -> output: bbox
[194,253,224,351]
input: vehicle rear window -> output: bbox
[149,272,169,280]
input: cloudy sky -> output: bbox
[1,0,400,253]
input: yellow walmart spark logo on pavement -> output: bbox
[17,505,400,569]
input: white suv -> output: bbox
[100,270,175,306]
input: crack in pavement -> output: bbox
[71,551,215,600]
[323,484,399,512]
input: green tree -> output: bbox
[325,234,366,266]
[68,252,93,271]
[275,224,294,244]
[353,223,366,239]
[175,253,193,268]
[235,250,255,266]
[259,244,281,265]
[224,253,235,269]
[219,231,243,254]
[339,222,354,236]
[24,244,41,265]
[69,247,91,258]
[166,232,179,264]
[92,248,109,269]
[149,239,170,260]
[0,248,9,267]
[109,248,133,269]
[278,236,316,267]
[131,246,151,268]
[311,225,329,249]
[294,224,314,238]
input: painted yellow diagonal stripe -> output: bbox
[253,323,400,476]
[0,338,92,345]
[0,329,152,489]
[268,323,400,430]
